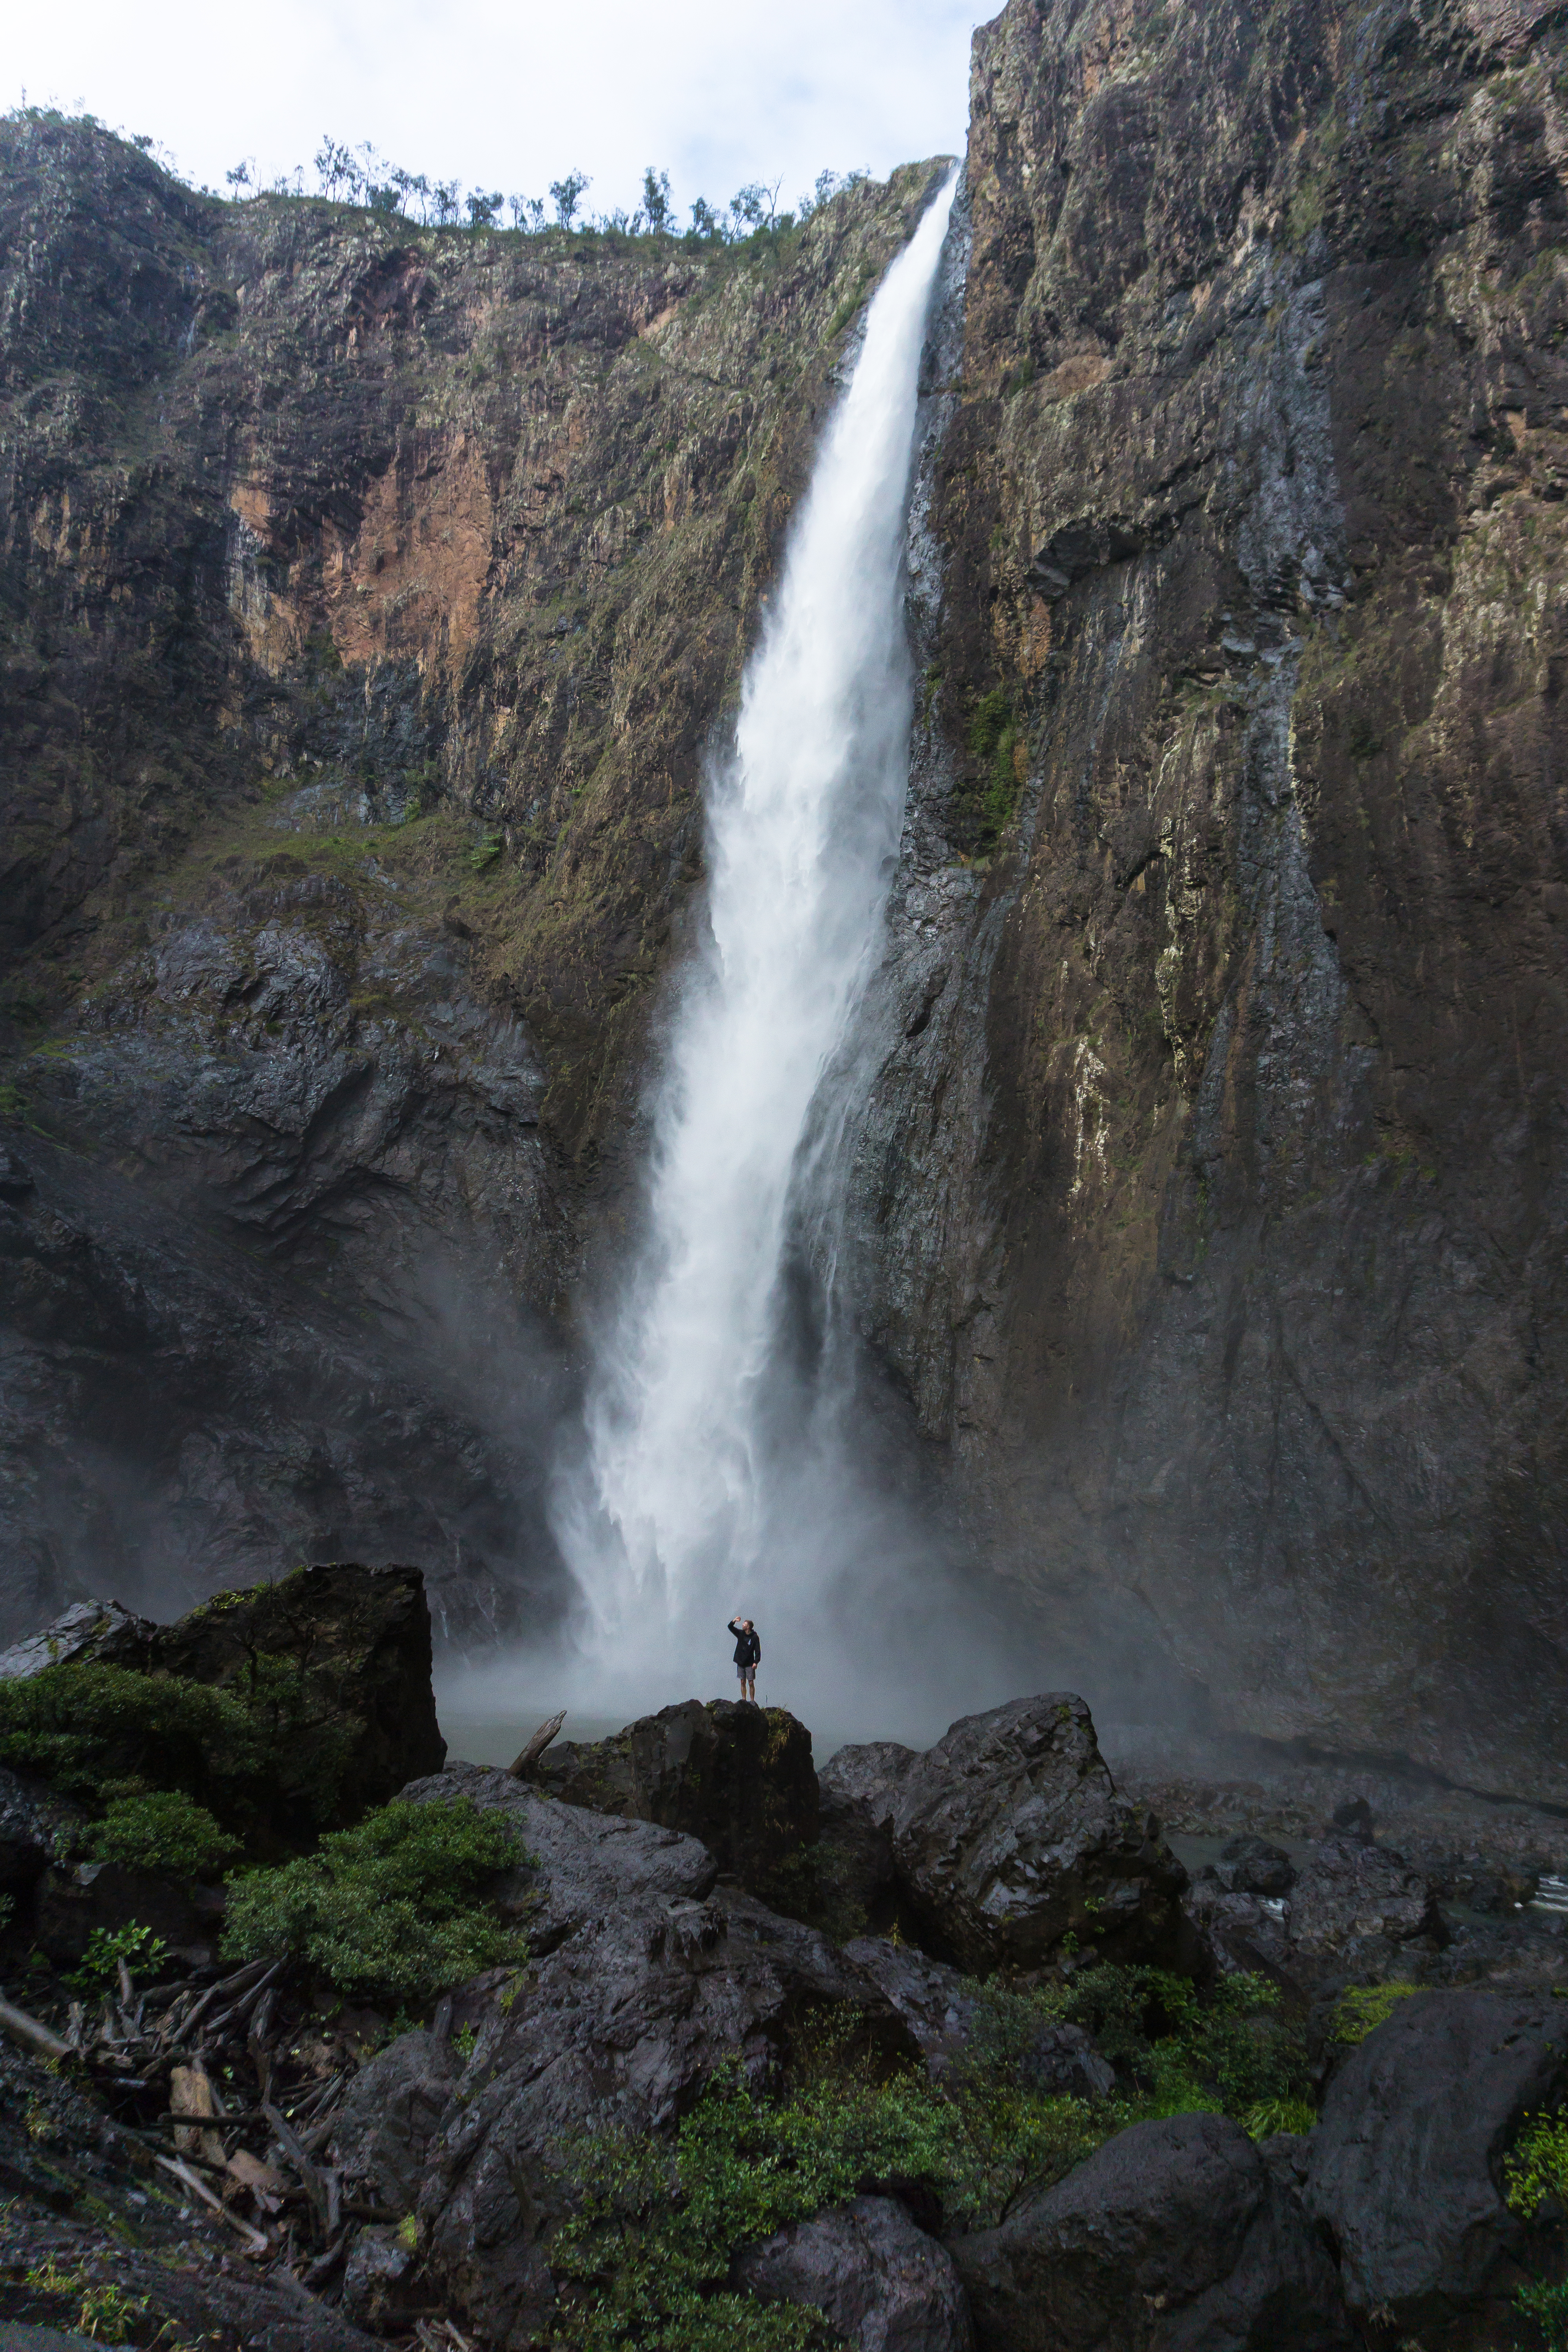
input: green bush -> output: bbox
[0,1653,354,1845]
[1053,1965,1310,2119]
[221,1796,526,2004]
[1506,2113,1568,2347]
[85,1789,239,1877]
[67,1922,169,1997]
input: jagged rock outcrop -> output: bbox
[1305,1988,1568,2332]
[831,1693,1190,1971]
[528,1696,818,1894]
[411,1891,922,2342]
[949,2111,1356,2352]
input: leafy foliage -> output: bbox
[84,1788,239,1877]
[1051,1965,1310,2119]
[222,1796,526,2004]
[1517,2279,1568,2350]
[1504,2110,1568,2220]
[66,1922,170,1997]
[0,1654,354,1846]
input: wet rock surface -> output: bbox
[949,2110,1356,2352]
[529,1697,819,1894]
[400,1760,719,1949]
[413,1889,921,2342]
[875,1693,1191,1970]
[735,2193,976,2352]
[1306,1988,1568,2328]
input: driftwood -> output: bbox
[508,1707,567,1777]
[0,1992,71,2061]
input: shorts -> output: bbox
[736,1661,753,1680]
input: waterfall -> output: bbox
[553,171,959,1712]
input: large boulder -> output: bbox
[0,1766,82,1891]
[1286,1836,1447,1962]
[735,2194,975,2351]
[877,1695,1190,1972]
[1305,1988,1568,2330]
[32,1860,222,1967]
[2,1566,445,1840]
[950,2111,1354,2351]
[329,2027,459,2215]
[530,1697,818,1895]
[414,1890,922,2345]
[816,1741,921,1928]
[0,1599,152,1679]
[142,1562,446,1830]
[399,1762,718,1950]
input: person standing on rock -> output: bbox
[728,1615,760,1702]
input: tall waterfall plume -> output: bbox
[553,171,959,1711]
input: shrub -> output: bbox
[85,1788,239,1877]
[222,1796,526,2004]
[1507,2115,1568,2348]
[67,1922,169,1996]
[0,1653,353,1845]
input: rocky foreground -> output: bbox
[0,1567,1564,2351]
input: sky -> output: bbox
[8,0,990,224]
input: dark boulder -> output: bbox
[32,1860,223,1967]
[842,1936,980,2080]
[415,1890,921,2346]
[950,2111,1354,2351]
[143,1562,446,1831]
[0,1767,81,1891]
[735,2194,975,2351]
[328,2027,459,2215]
[884,1695,1190,1971]
[530,1697,818,1894]
[2,1566,445,1841]
[1305,1987,1568,2329]
[1287,1836,1445,1959]
[0,1599,152,1679]
[399,1762,718,1951]
[1217,1837,1296,1896]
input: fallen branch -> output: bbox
[0,1993,72,2062]
[154,2151,270,2255]
[509,1708,566,1777]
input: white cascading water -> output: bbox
[551,171,958,1710]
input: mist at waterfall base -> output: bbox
[435,171,1037,1763]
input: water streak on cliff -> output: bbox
[554,172,959,1683]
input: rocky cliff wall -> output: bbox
[839,0,1567,1798]
[0,114,949,1638]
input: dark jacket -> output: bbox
[728,1619,761,1669]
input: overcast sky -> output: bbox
[9,0,989,222]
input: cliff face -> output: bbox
[844,0,1568,1796]
[0,114,947,1637]
[2,0,1565,1804]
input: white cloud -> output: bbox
[9,0,990,220]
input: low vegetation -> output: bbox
[221,1796,528,2005]
[0,1656,354,1847]
[548,1967,1312,2348]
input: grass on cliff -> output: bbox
[549,1969,1311,2349]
